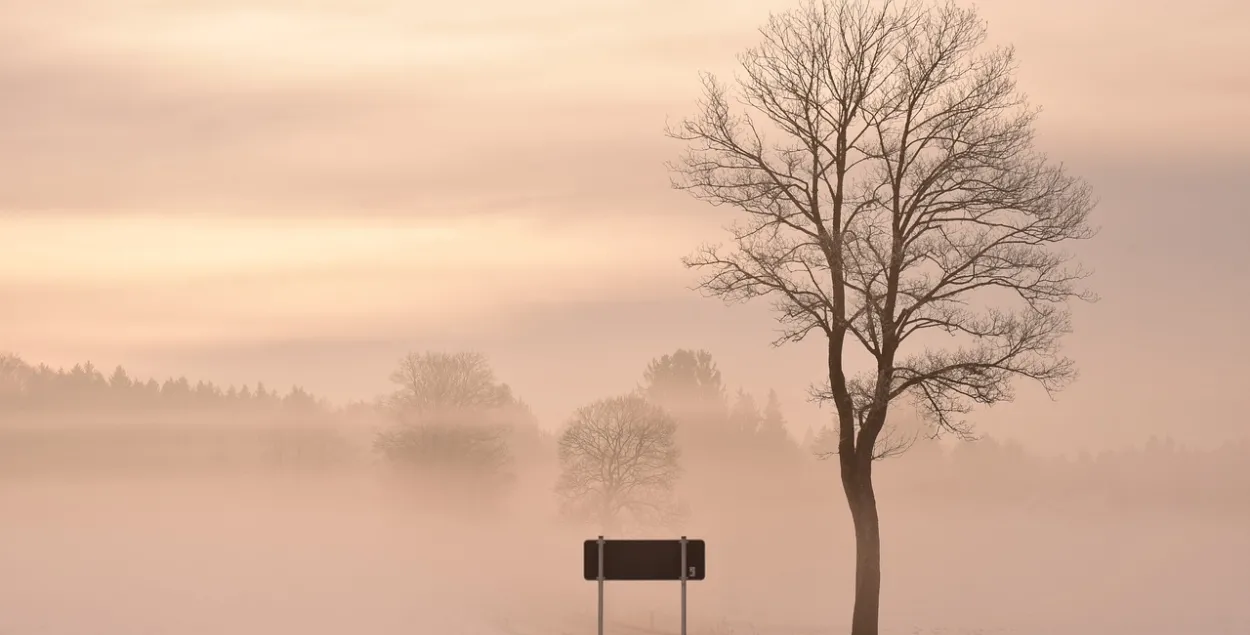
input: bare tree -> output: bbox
[666,1,1096,633]
[375,408,514,476]
[376,352,532,506]
[388,351,515,414]
[555,394,684,533]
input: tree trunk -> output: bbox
[842,458,882,635]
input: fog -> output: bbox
[1,370,1247,635]
[4,0,1249,633]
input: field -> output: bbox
[2,466,1247,635]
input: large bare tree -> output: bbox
[555,394,683,532]
[666,1,1096,633]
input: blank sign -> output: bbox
[583,539,706,581]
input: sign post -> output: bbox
[584,537,705,635]
[680,536,687,635]
[597,535,605,635]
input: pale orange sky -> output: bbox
[2,0,1247,454]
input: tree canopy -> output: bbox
[666,0,1096,632]
[555,394,683,532]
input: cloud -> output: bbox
[0,211,719,355]
[0,0,746,215]
[5,0,1245,217]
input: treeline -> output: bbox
[4,349,1248,519]
[0,352,359,475]
[0,353,324,413]
[862,433,1250,516]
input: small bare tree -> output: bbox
[667,1,1096,633]
[555,394,684,533]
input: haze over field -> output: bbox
[2,0,1248,634]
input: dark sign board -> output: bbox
[583,539,706,581]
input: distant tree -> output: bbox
[138,378,159,403]
[103,366,131,408]
[282,386,320,414]
[83,361,105,384]
[0,353,31,405]
[641,349,725,414]
[389,351,515,413]
[667,1,1096,632]
[640,349,730,455]
[759,389,790,446]
[162,377,195,405]
[194,380,221,407]
[728,389,763,437]
[374,352,527,505]
[64,362,106,402]
[108,366,132,390]
[254,383,280,409]
[34,365,63,405]
[555,394,683,532]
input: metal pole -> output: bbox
[597,535,605,635]
[680,536,688,635]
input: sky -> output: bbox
[2,0,1247,454]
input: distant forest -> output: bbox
[0,353,330,413]
[1,351,1247,516]
[0,352,362,474]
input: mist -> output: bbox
[1,353,1247,635]
[4,0,1250,633]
